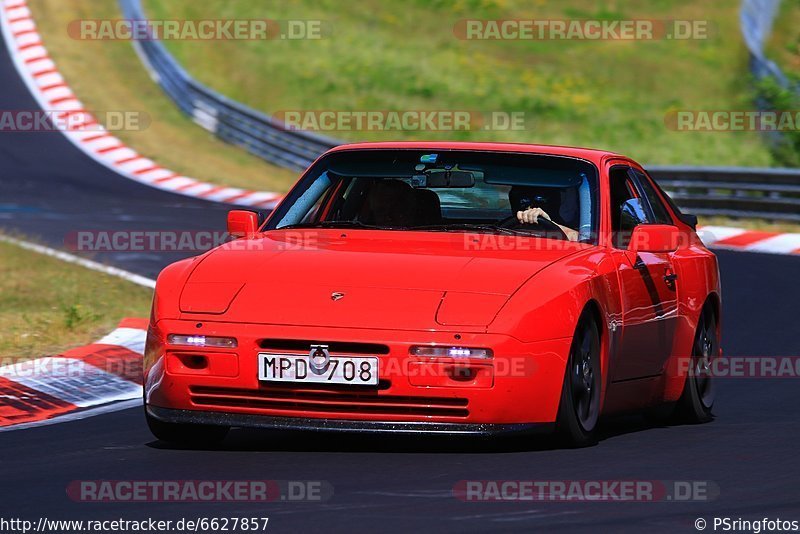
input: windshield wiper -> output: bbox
[278,221,542,236]
[412,223,530,236]
[277,221,391,231]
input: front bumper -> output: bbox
[147,405,554,436]
[145,319,572,425]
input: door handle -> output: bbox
[663,271,678,283]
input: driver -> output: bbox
[364,179,417,227]
[510,186,579,241]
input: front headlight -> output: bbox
[167,334,238,348]
[410,346,493,359]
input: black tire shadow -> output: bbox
[145,412,713,453]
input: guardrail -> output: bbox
[740,0,797,153]
[119,0,338,172]
[741,0,789,87]
[119,0,799,222]
[648,166,800,222]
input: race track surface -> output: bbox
[1,30,799,533]
[0,30,230,279]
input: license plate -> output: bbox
[258,353,379,386]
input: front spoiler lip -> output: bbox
[147,406,554,436]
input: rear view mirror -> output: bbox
[628,224,682,253]
[414,167,479,188]
[227,210,259,238]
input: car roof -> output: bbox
[325,141,625,167]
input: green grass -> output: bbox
[28,0,299,193]
[0,238,153,358]
[140,0,779,166]
[766,0,800,76]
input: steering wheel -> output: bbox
[497,214,569,241]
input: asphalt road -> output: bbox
[0,27,231,278]
[1,26,799,534]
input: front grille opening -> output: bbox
[263,379,392,391]
[259,339,390,355]
[189,385,469,418]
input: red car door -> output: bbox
[608,166,679,381]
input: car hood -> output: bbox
[179,229,586,329]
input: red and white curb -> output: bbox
[0,318,146,430]
[698,226,800,256]
[0,0,283,209]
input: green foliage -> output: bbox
[60,304,100,331]
[0,239,152,358]
[756,75,800,167]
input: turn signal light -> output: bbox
[167,334,238,348]
[410,346,493,359]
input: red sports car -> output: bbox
[144,142,721,446]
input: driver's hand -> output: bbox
[517,207,551,225]
[517,207,580,242]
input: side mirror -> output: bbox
[227,210,259,238]
[628,224,681,253]
[679,213,698,230]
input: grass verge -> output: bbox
[141,0,776,166]
[26,0,299,193]
[766,1,800,75]
[31,0,781,168]
[0,237,152,359]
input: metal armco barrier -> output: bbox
[119,0,338,172]
[648,166,800,222]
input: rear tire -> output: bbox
[145,406,230,445]
[675,307,717,424]
[556,313,602,447]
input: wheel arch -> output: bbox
[705,290,721,325]
[582,299,604,333]
[579,299,611,414]
[660,290,722,403]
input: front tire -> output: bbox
[675,307,717,423]
[145,406,230,445]
[556,313,602,446]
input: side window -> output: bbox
[609,166,651,248]
[631,169,673,225]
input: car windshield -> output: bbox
[267,149,600,243]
